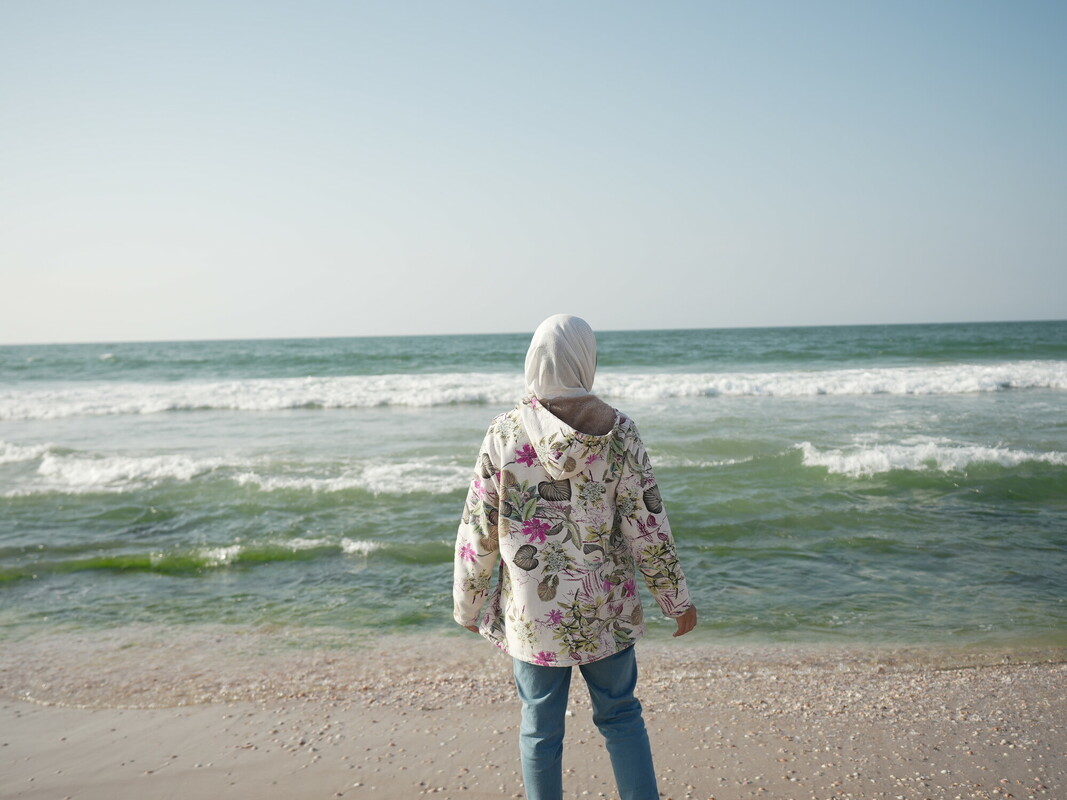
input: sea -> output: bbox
[2,320,1066,651]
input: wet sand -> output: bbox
[2,627,1065,799]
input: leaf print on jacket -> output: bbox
[453,398,692,666]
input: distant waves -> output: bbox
[0,373,521,420]
[2,360,1066,420]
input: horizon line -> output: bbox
[2,316,1064,349]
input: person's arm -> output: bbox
[452,430,502,632]
[615,420,697,635]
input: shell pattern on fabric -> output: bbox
[537,479,571,502]
[642,485,664,515]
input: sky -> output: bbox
[1,1,1065,344]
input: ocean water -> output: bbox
[2,321,1066,648]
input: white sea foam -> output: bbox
[597,361,1067,400]
[202,545,242,566]
[287,537,332,550]
[0,452,233,496]
[3,444,469,497]
[2,361,1064,420]
[652,454,755,469]
[0,440,54,465]
[234,461,469,495]
[341,538,382,557]
[0,373,522,421]
[172,539,352,569]
[36,453,226,490]
[232,472,362,493]
[798,439,1067,478]
[358,462,470,494]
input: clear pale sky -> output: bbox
[2,1,1064,344]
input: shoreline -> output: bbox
[3,623,1066,708]
[2,627,1065,798]
[2,623,1067,708]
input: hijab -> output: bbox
[524,314,597,400]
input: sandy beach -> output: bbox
[1,627,1064,799]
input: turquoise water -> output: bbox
[2,321,1066,646]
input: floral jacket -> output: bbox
[453,395,692,666]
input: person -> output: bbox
[453,313,697,800]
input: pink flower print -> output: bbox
[623,579,637,598]
[603,578,614,593]
[515,444,539,467]
[534,651,556,666]
[472,479,488,499]
[545,609,563,626]
[522,519,551,544]
[585,453,601,465]
[459,543,477,563]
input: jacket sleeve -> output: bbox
[615,421,693,618]
[452,428,502,628]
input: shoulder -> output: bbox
[484,407,524,443]
[614,409,641,440]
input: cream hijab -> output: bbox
[524,314,597,400]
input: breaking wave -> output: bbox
[0,537,437,583]
[33,452,230,492]
[798,439,1067,478]
[1,447,471,497]
[232,462,470,495]
[0,440,56,464]
[2,360,1065,420]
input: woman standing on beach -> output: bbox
[453,313,698,800]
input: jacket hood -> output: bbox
[517,396,618,480]
[524,314,597,400]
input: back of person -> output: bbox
[453,313,697,800]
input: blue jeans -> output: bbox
[512,645,659,800]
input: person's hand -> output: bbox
[672,605,697,637]
[465,625,479,633]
